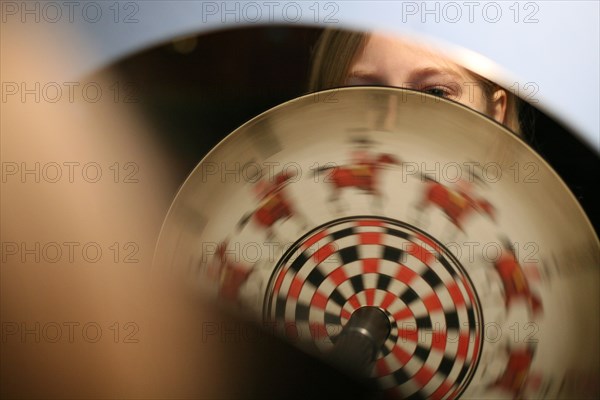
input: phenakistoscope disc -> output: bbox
[154,87,599,399]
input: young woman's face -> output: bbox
[346,33,507,125]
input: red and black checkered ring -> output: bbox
[265,216,483,400]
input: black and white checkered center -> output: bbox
[265,216,483,399]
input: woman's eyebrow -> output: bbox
[345,70,384,84]
[407,66,464,82]
[347,68,378,78]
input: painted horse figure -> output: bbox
[207,240,254,304]
[489,345,542,399]
[416,176,495,233]
[492,242,543,318]
[314,153,400,210]
[238,170,305,239]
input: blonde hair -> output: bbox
[308,29,523,136]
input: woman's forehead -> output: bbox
[353,32,469,78]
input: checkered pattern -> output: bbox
[265,217,482,400]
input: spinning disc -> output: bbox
[155,87,599,399]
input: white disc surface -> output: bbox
[155,87,599,399]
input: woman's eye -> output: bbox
[347,78,383,86]
[423,87,451,98]
[346,74,385,86]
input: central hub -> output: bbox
[330,306,392,378]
